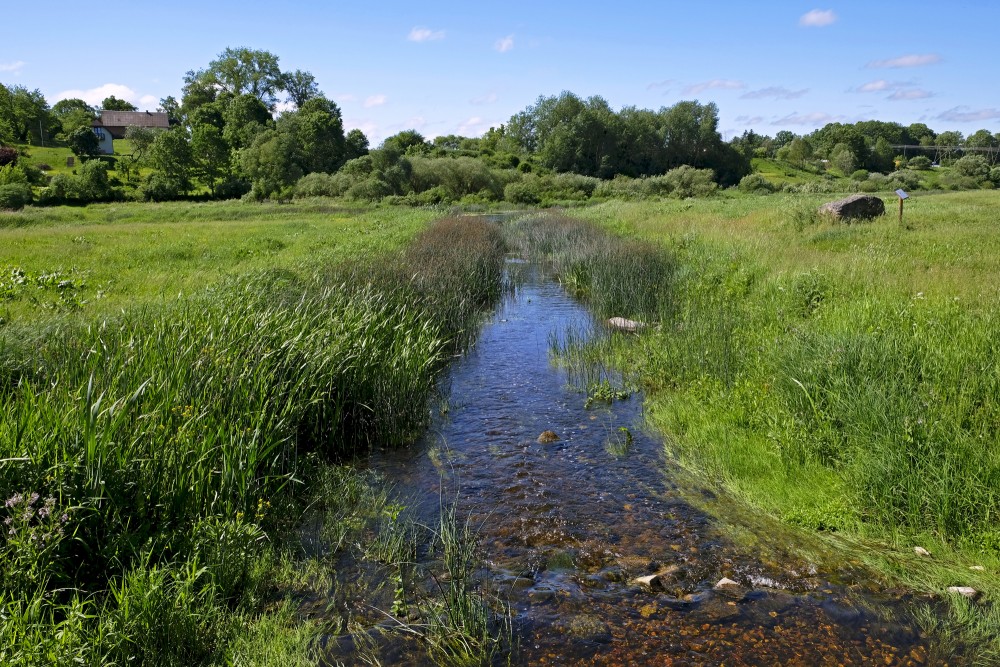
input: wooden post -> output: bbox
[895,189,909,226]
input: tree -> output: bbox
[283,69,319,108]
[0,84,57,144]
[102,95,137,111]
[185,47,285,110]
[68,126,101,160]
[222,94,272,150]
[158,96,181,123]
[147,128,194,193]
[777,137,813,167]
[830,142,856,175]
[239,128,303,199]
[345,129,369,161]
[191,124,230,194]
[382,130,429,154]
[52,98,97,137]
[281,96,346,173]
[661,100,722,169]
[965,129,998,149]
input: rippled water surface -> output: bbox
[362,262,929,666]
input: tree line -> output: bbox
[2,46,998,208]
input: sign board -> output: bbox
[895,189,909,199]
[66,156,74,168]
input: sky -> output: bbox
[3,1,999,144]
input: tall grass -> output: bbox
[0,215,507,664]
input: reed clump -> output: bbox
[0,215,507,664]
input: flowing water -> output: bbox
[335,260,930,665]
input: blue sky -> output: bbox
[3,1,998,144]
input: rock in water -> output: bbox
[608,317,645,333]
[537,430,559,444]
[819,194,885,222]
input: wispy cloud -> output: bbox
[682,79,745,95]
[364,94,387,108]
[408,26,446,42]
[647,79,674,91]
[0,60,25,73]
[799,9,837,27]
[494,35,515,53]
[936,107,1000,123]
[773,111,845,126]
[855,79,895,92]
[336,93,358,103]
[888,88,933,101]
[56,83,154,107]
[735,115,766,126]
[456,116,496,136]
[470,92,498,105]
[867,53,941,69]
[741,86,808,100]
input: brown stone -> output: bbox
[819,194,885,221]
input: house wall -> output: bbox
[92,126,115,155]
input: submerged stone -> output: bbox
[537,430,559,444]
[607,316,645,333]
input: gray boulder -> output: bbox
[819,194,885,221]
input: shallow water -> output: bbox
[357,261,929,665]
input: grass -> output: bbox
[0,200,439,323]
[0,204,511,665]
[516,193,1000,662]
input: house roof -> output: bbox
[96,110,170,130]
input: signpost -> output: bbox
[895,189,909,225]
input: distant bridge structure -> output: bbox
[891,145,1000,165]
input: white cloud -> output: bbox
[470,92,498,105]
[344,119,379,140]
[363,94,387,108]
[494,35,515,53]
[888,88,933,101]
[773,111,845,126]
[0,60,25,73]
[336,93,358,103]
[741,86,808,100]
[936,107,1000,123]
[682,79,745,95]
[139,94,159,107]
[734,115,766,126]
[408,26,445,42]
[456,116,495,136]
[799,9,837,27]
[867,54,941,69]
[856,79,892,92]
[55,83,148,107]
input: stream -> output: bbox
[341,260,930,665]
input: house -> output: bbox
[91,110,171,154]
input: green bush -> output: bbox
[954,155,990,181]
[738,173,776,194]
[850,169,870,181]
[139,173,184,202]
[888,169,921,191]
[991,166,1000,186]
[503,179,542,205]
[0,183,32,210]
[908,155,932,170]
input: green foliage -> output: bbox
[67,126,101,160]
[0,183,32,210]
[908,155,932,170]
[101,95,137,111]
[738,173,776,194]
[954,155,990,181]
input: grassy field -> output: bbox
[561,189,1000,661]
[0,200,438,324]
[0,201,510,665]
